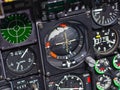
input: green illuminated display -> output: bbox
[113,54,120,70]
[113,71,120,88]
[1,13,32,44]
[94,58,109,74]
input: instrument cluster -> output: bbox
[0,0,120,90]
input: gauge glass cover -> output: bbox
[96,75,112,90]
[6,48,35,73]
[95,58,110,74]
[92,3,118,26]
[93,28,118,55]
[1,13,32,44]
[45,23,84,69]
[56,75,84,90]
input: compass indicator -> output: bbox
[45,22,85,69]
[1,13,32,44]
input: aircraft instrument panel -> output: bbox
[0,0,120,90]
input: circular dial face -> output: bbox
[92,3,118,26]
[96,75,112,90]
[45,23,84,69]
[113,54,120,70]
[95,58,110,74]
[6,48,35,73]
[93,28,118,55]
[1,13,32,44]
[113,71,120,87]
[56,75,84,90]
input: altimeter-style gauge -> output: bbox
[6,48,35,73]
[93,28,119,55]
[45,23,84,69]
[56,75,84,90]
[113,54,120,70]
[94,58,110,74]
[92,3,118,26]
[113,71,120,87]
[1,13,32,44]
[96,75,112,90]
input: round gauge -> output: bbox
[92,3,118,26]
[113,71,120,87]
[56,75,84,90]
[93,28,119,55]
[113,54,120,70]
[95,58,110,74]
[1,13,32,44]
[96,75,112,90]
[6,48,35,73]
[45,22,84,69]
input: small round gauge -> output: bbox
[56,75,84,90]
[6,48,35,73]
[96,75,112,90]
[95,58,110,74]
[113,54,120,70]
[45,22,84,69]
[92,3,118,26]
[93,28,119,55]
[1,13,32,44]
[113,71,120,87]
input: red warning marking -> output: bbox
[87,76,91,83]
[59,23,67,28]
[46,42,50,48]
[100,67,105,71]
[50,52,57,59]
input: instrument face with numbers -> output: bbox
[113,54,120,70]
[6,48,35,73]
[93,28,119,55]
[96,75,112,90]
[45,22,85,69]
[56,75,84,90]
[113,71,120,87]
[92,2,118,26]
[95,58,110,74]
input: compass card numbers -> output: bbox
[93,28,119,55]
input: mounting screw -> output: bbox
[37,22,43,29]
[0,75,3,79]
[46,72,50,76]
[6,78,10,81]
[38,70,41,73]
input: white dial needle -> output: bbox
[21,48,28,58]
[93,8,103,12]
[16,60,25,70]
[16,62,20,71]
